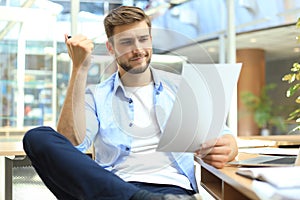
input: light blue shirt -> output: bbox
[76,67,232,192]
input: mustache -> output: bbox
[132,51,147,59]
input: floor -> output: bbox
[13,166,56,200]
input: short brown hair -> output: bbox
[104,6,151,39]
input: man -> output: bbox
[23,6,238,200]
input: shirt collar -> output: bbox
[150,67,164,94]
[112,71,124,95]
[112,66,164,96]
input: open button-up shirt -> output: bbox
[76,67,232,192]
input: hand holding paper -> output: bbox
[156,63,242,153]
[196,134,237,168]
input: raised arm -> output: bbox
[57,34,94,146]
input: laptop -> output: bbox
[228,148,300,167]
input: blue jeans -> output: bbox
[23,126,194,200]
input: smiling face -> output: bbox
[106,20,152,76]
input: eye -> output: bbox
[139,36,150,42]
[119,39,134,46]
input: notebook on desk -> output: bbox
[228,148,300,167]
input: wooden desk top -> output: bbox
[0,127,29,133]
[239,135,300,140]
[0,128,28,156]
[0,136,93,157]
[195,153,260,200]
[0,141,25,156]
[239,135,300,146]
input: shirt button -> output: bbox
[129,122,133,127]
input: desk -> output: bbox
[239,135,300,147]
[0,138,93,200]
[195,153,260,200]
[195,135,300,200]
[0,127,30,137]
[0,140,25,156]
[0,141,28,200]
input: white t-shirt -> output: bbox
[112,83,192,190]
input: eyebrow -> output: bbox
[118,33,150,40]
[139,34,150,39]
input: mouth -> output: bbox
[130,55,146,63]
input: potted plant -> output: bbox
[281,17,300,134]
[240,83,287,135]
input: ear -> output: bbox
[106,41,114,55]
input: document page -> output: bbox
[237,166,300,188]
[252,179,300,200]
[156,63,242,152]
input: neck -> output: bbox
[119,67,152,87]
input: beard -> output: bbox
[116,53,152,74]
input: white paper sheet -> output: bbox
[237,166,300,188]
[156,63,242,152]
[252,179,300,200]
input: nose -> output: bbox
[132,39,143,53]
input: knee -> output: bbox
[23,126,55,144]
[23,126,57,155]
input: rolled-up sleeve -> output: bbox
[76,85,99,153]
[220,125,235,136]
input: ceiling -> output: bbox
[1,1,298,64]
[171,23,300,63]
[45,0,300,64]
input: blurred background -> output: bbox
[0,0,300,140]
